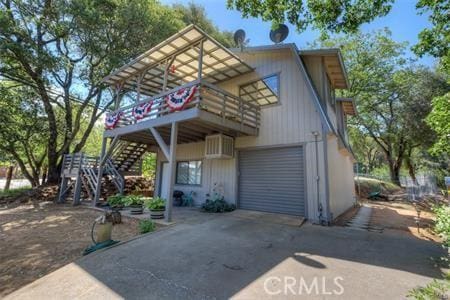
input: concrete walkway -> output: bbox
[6,210,446,300]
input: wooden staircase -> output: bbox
[58,141,148,205]
[110,141,148,175]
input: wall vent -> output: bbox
[205,134,234,159]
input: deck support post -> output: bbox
[100,136,119,166]
[165,122,178,222]
[149,127,170,159]
[198,40,204,80]
[57,177,68,203]
[93,137,107,206]
[114,82,124,110]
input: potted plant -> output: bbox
[124,195,144,215]
[144,197,166,219]
[107,194,125,211]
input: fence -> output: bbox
[356,172,440,201]
[400,174,439,201]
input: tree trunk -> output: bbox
[4,166,14,191]
[406,157,416,184]
[388,161,401,186]
[41,166,47,185]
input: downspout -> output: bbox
[322,126,332,224]
[312,131,323,224]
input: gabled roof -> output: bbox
[102,25,254,96]
[299,48,349,89]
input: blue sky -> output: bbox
[162,0,436,67]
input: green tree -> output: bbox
[348,127,384,173]
[173,2,234,47]
[315,30,449,184]
[0,0,184,184]
[427,92,450,155]
[413,0,449,72]
[227,0,394,34]
[0,83,48,186]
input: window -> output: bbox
[176,160,202,185]
[239,74,280,106]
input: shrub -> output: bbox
[107,194,125,207]
[408,273,450,300]
[201,198,236,213]
[201,183,235,213]
[138,219,155,234]
[432,205,450,249]
[123,195,144,207]
[144,197,165,210]
[408,206,450,299]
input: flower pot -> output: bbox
[129,205,144,215]
[150,208,165,219]
[111,205,124,211]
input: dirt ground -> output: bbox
[368,199,441,242]
[0,201,142,297]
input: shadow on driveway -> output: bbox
[6,210,446,299]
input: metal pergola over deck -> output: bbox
[102,24,254,104]
[97,25,259,222]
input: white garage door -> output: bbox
[238,146,306,216]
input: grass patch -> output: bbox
[355,177,401,198]
[0,186,32,198]
[408,273,450,300]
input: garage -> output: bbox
[238,146,306,216]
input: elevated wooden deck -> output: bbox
[104,80,260,145]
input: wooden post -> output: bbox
[114,82,123,110]
[198,40,204,81]
[165,122,178,222]
[162,62,169,92]
[57,155,68,203]
[73,154,83,206]
[93,137,107,206]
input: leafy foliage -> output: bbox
[202,184,235,213]
[433,205,450,249]
[0,83,48,186]
[426,92,450,154]
[141,153,157,179]
[408,273,450,300]
[413,0,450,72]
[408,204,450,299]
[173,3,234,47]
[314,29,449,184]
[138,219,155,234]
[227,0,393,34]
[123,195,145,207]
[107,194,125,207]
[144,197,165,210]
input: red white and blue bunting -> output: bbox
[165,86,197,111]
[105,111,123,130]
[132,100,153,120]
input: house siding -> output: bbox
[156,142,237,207]
[155,48,331,222]
[327,136,356,219]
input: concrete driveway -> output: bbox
[7,210,445,300]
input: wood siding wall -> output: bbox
[327,136,356,218]
[155,48,335,222]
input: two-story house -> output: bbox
[62,25,356,224]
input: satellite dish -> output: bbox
[270,24,289,44]
[233,29,246,50]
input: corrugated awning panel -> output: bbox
[102,25,254,96]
